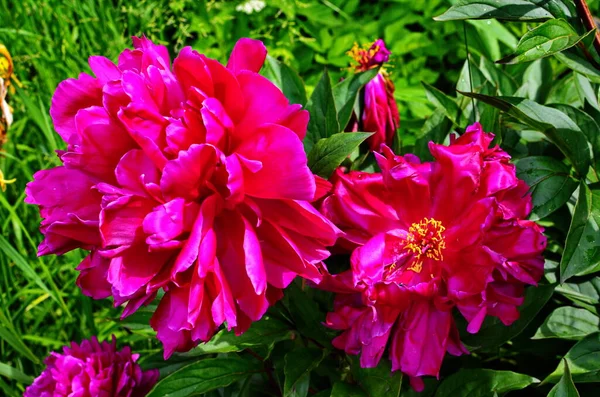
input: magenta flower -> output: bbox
[348,39,399,151]
[26,37,339,356]
[24,336,158,397]
[320,123,546,390]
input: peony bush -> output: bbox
[6,0,600,396]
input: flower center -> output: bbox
[347,41,383,72]
[402,218,446,273]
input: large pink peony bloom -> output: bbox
[24,336,158,397]
[26,37,339,356]
[320,123,546,390]
[348,39,399,151]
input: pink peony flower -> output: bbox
[319,123,546,390]
[26,37,339,356]
[24,336,158,397]
[347,39,399,151]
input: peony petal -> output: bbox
[226,38,267,74]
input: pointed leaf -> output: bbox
[305,70,340,153]
[184,316,292,355]
[307,132,372,179]
[533,307,600,340]
[547,360,580,397]
[545,332,600,383]
[560,183,600,282]
[422,82,462,124]
[334,69,379,131]
[262,55,307,106]
[498,20,593,64]
[434,0,575,22]
[331,382,367,397]
[146,356,262,397]
[283,347,325,397]
[457,92,591,176]
[434,369,538,397]
[516,156,578,220]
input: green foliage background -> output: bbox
[1,0,600,396]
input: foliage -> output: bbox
[1,0,600,396]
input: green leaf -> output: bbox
[146,356,262,397]
[547,360,580,397]
[554,50,600,84]
[307,132,372,179]
[434,369,538,397]
[434,0,572,22]
[262,55,307,106]
[534,307,600,341]
[351,357,402,397]
[0,361,33,384]
[550,105,600,175]
[560,183,600,282]
[498,20,592,64]
[184,315,292,355]
[333,69,379,131]
[516,156,578,220]
[479,56,518,96]
[304,70,340,153]
[422,82,462,124]
[0,235,55,305]
[284,281,335,347]
[545,332,600,383]
[457,93,591,176]
[283,347,325,397]
[459,284,555,349]
[331,382,367,397]
[414,111,453,161]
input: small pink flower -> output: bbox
[320,123,546,390]
[347,39,399,151]
[24,336,158,397]
[26,37,340,356]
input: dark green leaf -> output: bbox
[560,183,600,282]
[434,369,538,397]
[305,70,340,153]
[547,360,580,397]
[146,356,262,397]
[533,307,600,340]
[479,56,518,96]
[554,50,600,84]
[413,110,453,161]
[550,105,600,174]
[498,20,591,64]
[184,315,292,355]
[516,156,578,220]
[545,332,600,383]
[262,55,307,106]
[334,69,379,131]
[350,357,402,397]
[457,92,591,176]
[422,81,462,124]
[331,382,367,397]
[460,284,555,349]
[434,0,573,22]
[283,347,325,397]
[284,281,336,347]
[0,362,33,384]
[307,132,372,179]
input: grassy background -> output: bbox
[1,0,600,395]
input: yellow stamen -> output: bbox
[0,44,13,83]
[347,41,381,71]
[403,218,446,273]
[0,169,16,192]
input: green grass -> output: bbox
[1,0,600,395]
